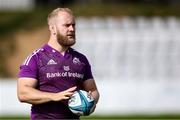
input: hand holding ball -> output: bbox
[68,90,95,116]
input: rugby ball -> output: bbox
[68,90,95,116]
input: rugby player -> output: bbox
[17,7,99,119]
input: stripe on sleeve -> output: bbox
[23,48,42,65]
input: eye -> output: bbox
[72,24,75,27]
[64,24,70,27]
[64,24,75,28]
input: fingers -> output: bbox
[62,86,77,99]
[64,92,74,97]
[66,86,77,92]
[88,91,92,94]
[88,91,93,97]
[53,86,77,101]
[62,96,71,100]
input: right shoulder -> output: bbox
[18,48,44,79]
[22,48,44,66]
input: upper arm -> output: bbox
[17,51,39,98]
[17,77,38,93]
[17,77,38,101]
[82,56,93,81]
[82,79,100,103]
[18,77,37,88]
[82,79,98,92]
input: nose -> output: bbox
[69,25,75,31]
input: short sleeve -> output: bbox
[18,54,38,79]
[83,57,93,81]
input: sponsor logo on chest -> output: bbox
[46,65,84,79]
[46,57,84,79]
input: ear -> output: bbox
[49,24,57,35]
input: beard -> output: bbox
[56,31,76,47]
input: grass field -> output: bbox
[1,114,180,120]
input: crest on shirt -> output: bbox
[73,57,81,65]
[47,59,57,65]
[63,66,70,71]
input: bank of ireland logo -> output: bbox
[73,57,81,65]
[64,66,70,71]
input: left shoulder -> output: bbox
[70,48,89,63]
[70,48,86,58]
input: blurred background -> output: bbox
[0,0,180,119]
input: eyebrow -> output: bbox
[63,23,76,26]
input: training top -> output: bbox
[18,44,93,119]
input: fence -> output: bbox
[75,17,180,82]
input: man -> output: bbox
[17,8,99,119]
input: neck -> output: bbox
[48,38,69,55]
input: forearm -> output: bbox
[82,79,100,104]
[91,90,99,104]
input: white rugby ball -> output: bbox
[68,90,95,116]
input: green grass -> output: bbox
[1,114,180,120]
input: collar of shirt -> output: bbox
[43,44,72,59]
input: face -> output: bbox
[55,12,76,47]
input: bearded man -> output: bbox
[17,8,99,120]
